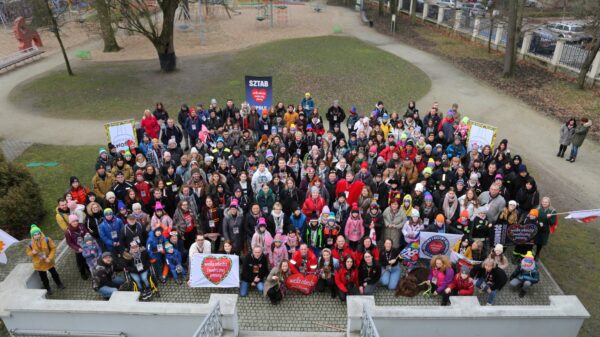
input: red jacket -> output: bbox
[141,115,160,139]
[354,246,380,264]
[447,274,474,296]
[335,179,365,206]
[70,186,89,205]
[331,243,354,262]
[135,181,152,204]
[302,196,326,219]
[289,250,318,274]
[378,146,400,161]
[335,267,358,293]
[400,147,418,161]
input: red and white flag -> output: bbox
[565,209,600,223]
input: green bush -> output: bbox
[0,160,45,238]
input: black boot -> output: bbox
[45,287,53,296]
[519,289,526,298]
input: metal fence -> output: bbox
[0,0,33,27]
[360,307,381,337]
[559,43,590,70]
[458,11,475,32]
[193,302,223,337]
[528,32,556,59]
[427,4,438,20]
[441,7,454,27]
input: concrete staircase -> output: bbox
[224,331,349,337]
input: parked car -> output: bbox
[461,3,487,16]
[529,29,557,56]
[525,0,542,8]
[545,22,593,44]
[436,0,456,8]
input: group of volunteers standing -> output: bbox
[28,94,564,307]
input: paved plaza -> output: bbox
[45,248,563,333]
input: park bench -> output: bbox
[0,47,45,73]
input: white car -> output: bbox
[436,0,456,8]
[546,22,593,43]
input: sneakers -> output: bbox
[160,277,167,284]
[141,288,153,300]
[46,288,53,296]
[57,283,66,290]
[519,290,526,298]
[177,278,183,286]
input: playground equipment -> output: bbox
[256,0,290,28]
[13,16,42,50]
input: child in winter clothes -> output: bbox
[305,214,324,256]
[81,233,102,271]
[323,213,341,249]
[165,243,185,285]
[252,218,274,254]
[443,265,474,305]
[269,235,289,268]
[344,204,364,250]
[286,230,301,258]
[509,251,539,298]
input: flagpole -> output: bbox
[553,209,600,216]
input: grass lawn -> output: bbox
[9,36,431,120]
[14,145,100,240]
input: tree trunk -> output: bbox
[488,16,494,53]
[156,0,179,72]
[410,0,416,24]
[577,40,600,89]
[502,0,518,77]
[46,1,74,76]
[390,0,397,15]
[95,0,121,52]
[379,0,384,16]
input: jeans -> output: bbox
[380,265,401,290]
[240,280,264,297]
[130,270,150,289]
[570,145,579,158]
[510,278,532,290]
[475,278,497,304]
[98,276,125,299]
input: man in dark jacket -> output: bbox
[93,252,125,299]
[124,241,153,299]
[470,258,507,305]
[111,171,134,201]
[161,119,183,147]
[177,104,190,150]
[243,204,263,249]
[240,246,269,297]
[121,214,146,249]
[369,173,389,210]
[326,100,346,131]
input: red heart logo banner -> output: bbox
[285,273,318,295]
[201,256,233,285]
[251,88,268,103]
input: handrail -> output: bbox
[360,306,380,337]
[193,302,223,337]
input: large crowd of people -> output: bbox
[28,94,561,305]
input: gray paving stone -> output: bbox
[0,139,32,161]
[42,246,563,333]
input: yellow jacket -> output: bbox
[26,234,57,271]
[380,122,392,139]
[55,207,69,232]
[91,172,114,199]
[452,240,472,260]
[284,112,299,128]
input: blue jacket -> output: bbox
[99,217,125,250]
[165,249,182,268]
[510,265,539,284]
[146,233,166,260]
[138,141,152,157]
[301,98,315,118]
[184,116,203,138]
[290,213,306,233]
[446,143,466,159]
[257,117,271,137]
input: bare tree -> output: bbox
[113,0,181,72]
[502,0,520,77]
[409,0,416,24]
[45,0,74,76]
[574,0,600,89]
[94,0,121,52]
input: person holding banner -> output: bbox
[470,258,507,305]
[334,255,359,302]
[241,246,270,297]
[535,197,556,259]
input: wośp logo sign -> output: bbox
[245,76,272,112]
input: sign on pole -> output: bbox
[466,121,497,151]
[104,119,137,152]
[245,75,273,112]
[189,254,240,288]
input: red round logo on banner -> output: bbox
[201,256,233,285]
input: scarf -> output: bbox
[443,194,458,220]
